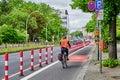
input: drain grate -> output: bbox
[111,76,120,79]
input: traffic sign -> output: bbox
[96,0,104,20]
[88,1,95,11]
[96,0,104,11]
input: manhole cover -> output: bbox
[111,76,120,79]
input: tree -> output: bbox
[0,0,68,43]
[0,0,12,14]
[27,12,45,41]
[0,8,27,28]
[71,0,120,59]
[70,31,83,37]
[40,13,67,41]
[86,15,96,32]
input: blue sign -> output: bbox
[96,0,104,10]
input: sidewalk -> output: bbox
[83,44,120,80]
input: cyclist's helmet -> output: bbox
[62,35,66,39]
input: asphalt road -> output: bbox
[0,42,93,80]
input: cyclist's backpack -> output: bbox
[58,54,63,61]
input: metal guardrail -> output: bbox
[0,42,54,49]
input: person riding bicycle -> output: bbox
[60,36,71,60]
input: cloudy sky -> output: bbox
[25,0,92,32]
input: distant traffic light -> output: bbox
[94,28,99,45]
[94,36,99,44]
[94,28,99,37]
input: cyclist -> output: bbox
[60,36,71,60]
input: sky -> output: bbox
[25,0,92,32]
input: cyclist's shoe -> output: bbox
[67,58,69,61]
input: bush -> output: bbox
[0,24,18,43]
[103,48,109,53]
[103,58,119,68]
[0,24,26,43]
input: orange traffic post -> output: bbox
[101,40,104,52]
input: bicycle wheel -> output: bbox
[62,52,67,69]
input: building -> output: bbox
[59,9,69,29]
[59,9,70,39]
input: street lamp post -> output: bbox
[46,19,54,42]
[46,24,48,42]
[26,11,40,42]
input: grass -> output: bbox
[0,41,61,55]
[0,44,54,55]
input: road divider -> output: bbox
[4,53,9,80]
[30,50,34,70]
[45,48,48,64]
[39,48,42,67]
[20,51,24,76]
[50,47,53,62]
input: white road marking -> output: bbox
[20,61,59,80]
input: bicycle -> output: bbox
[58,48,70,69]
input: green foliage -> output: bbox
[70,31,83,37]
[0,8,27,28]
[102,24,109,42]
[0,0,13,14]
[103,58,120,68]
[117,31,120,40]
[16,29,26,43]
[86,15,96,32]
[0,24,26,43]
[70,0,90,12]
[0,0,66,43]
[40,11,67,41]
[0,24,18,43]
[0,38,2,45]
[103,48,108,53]
[117,17,120,40]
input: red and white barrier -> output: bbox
[31,50,34,70]
[39,48,42,67]
[20,51,24,76]
[50,47,53,62]
[4,53,9,80]
[45,48,48,64]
